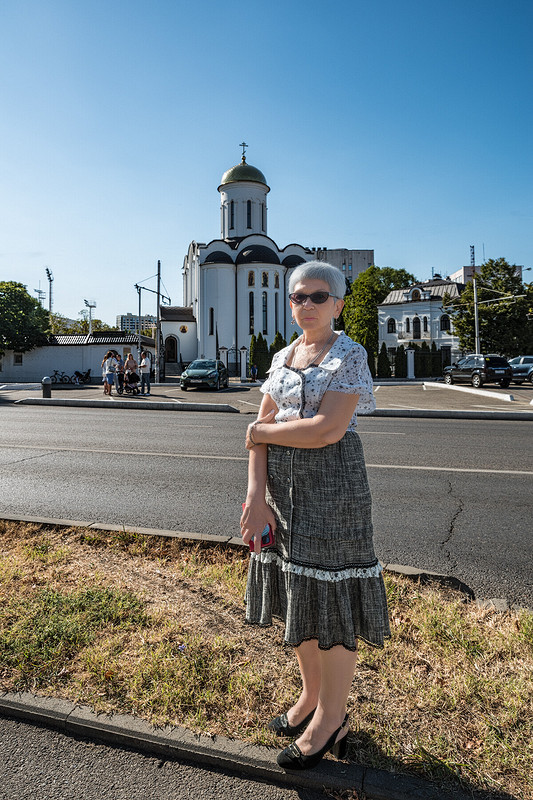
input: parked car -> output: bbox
[443,354,512,388]
[507,355,533,385]
[180,359,229,391]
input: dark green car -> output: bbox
[180,359,229,391]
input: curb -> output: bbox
[0,692,469,800]
[8,396,533,419]
[371,408,533,420]
[3,513,526,614]
[13,397,239,413]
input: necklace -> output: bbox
[292,331,336,370]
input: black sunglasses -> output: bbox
[289,291,337,305]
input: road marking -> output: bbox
[237,399,262,408]
[358,431,405,436]
[1,444,532,474]
[366,464,533,476]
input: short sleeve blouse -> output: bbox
[260,331,375,430]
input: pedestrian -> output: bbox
[250,363,258,381]
[139,351,151,395]
[240,261,390,772]
[115,351,125,393]
[101,351,117,396]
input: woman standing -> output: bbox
[240,261,390,771]
[101,351,117,396]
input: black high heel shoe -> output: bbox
[276,713,349,771]
[268,707,316,737]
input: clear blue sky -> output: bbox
[1,0,532,325]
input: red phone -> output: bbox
[242,503,275,551]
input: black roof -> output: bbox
[160,306,196,322]
[47,333,155,346]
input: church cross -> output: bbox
[239,141,248,161]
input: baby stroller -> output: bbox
[123,370,140,395]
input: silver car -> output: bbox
[508,355,533,385]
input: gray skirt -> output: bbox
[245,432,391,650]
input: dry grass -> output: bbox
[0,519,531,800]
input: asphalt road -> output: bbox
[1,404,531,607]
[0,716,325,800]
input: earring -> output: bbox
[291,317,295,325]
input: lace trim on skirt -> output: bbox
[250,549,383,582]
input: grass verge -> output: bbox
[0,520,531,799]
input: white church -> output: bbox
[161,147,374,375]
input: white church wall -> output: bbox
[203,265,235,357]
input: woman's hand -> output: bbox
[240,499,276,554]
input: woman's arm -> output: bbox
[246,390,360,450]
[240,393,278,552]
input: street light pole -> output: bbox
[470,246,480,354]
[84,299,96,335]
[473,273,480,354]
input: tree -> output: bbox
[343,265,417,370]
[377,342,391,378]
[289,330,299,344]
[269,331,287,358]
[443,258,533,356]
[0,281,50,356]
[254,333,270,377]
[394,345,407,378]
[49,310,117,335]
[249,333,257,373]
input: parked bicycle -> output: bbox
[50,369,72,384]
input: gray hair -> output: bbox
[288,260,346,300]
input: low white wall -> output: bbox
[0,345,154,384]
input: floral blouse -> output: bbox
[260,331,376,431]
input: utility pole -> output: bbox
[471,246,480,354]
[84,299,96,335]
[156,259,161,383]
[135,284,142,360]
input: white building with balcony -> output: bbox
[378,276,465,364]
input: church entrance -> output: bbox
[165,336,178,362]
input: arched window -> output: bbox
[261,204,265,231]
[440,314,451,332]
[413,317,421,339]
[230,200,234,229]
[248,271,255,287]
[405,317,410,333]
[262,291,268,334]
[275,293,279,332]
[262,271,269,287]
[247,200,252,228]
[387,318,396,333]
[274,271,279,289]
[249,292,254,334]
[209,307,214,336]
[423,316,428,332]
[412,289,421,301]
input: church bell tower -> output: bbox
[218,143,270,240]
